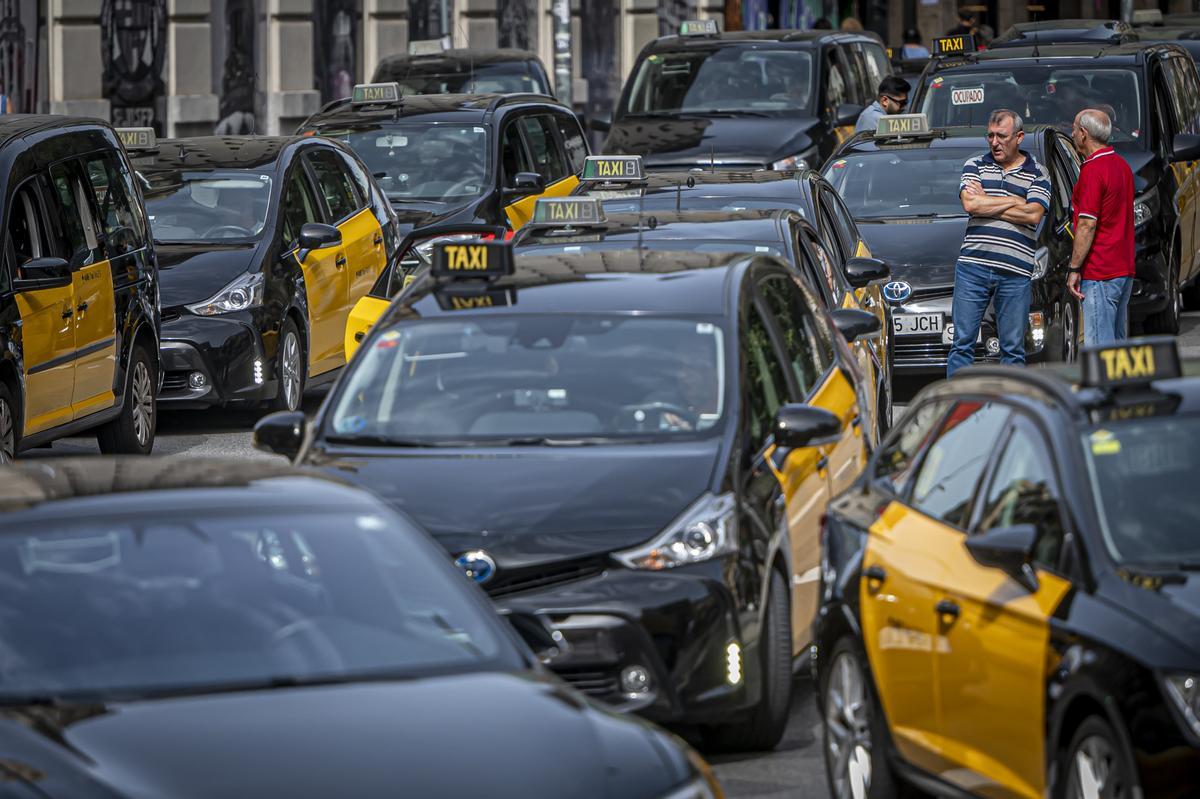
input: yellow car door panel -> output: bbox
[70,259,117,417]
[345,210,386,303]
[811,365,865,494]
[16,286,76,435]
[345,295,392,362]
[774,441,831,651]
[299,244,346,376]
[504,175,580,229]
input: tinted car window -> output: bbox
[625,48,815,115]
[83,152,144,256]
[911,401,1011,528]
[758,274,828,396]
[307,149,360,221]
[822,187,862,258]
[6,181,50,268]
[860,43,890,95]
[521,116,570,184]
[744,302,792,443]
[825,50,848,110]
[48,161,101,263]
[555,114,588,174]
[142,170,274,242]
[333,124,490,202]
[873,400,949,496]
[281,169,320,247]
[501,121,534,184]
[824,149,968,218]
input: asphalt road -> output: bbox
[21,313,1200,798]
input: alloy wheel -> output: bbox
[0,397,13,464]
[825,651,874,799]
[281,332,301,411]
[131,361,153,447]
[1069,734,1127,799]
[1063,302,1077,363]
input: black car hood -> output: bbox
[1113,144,1159,195]
[857,217,967,289]
[156,243,261,310]
[604,114,818,168]
[308,441,720,565]
[387,199,477,238]
[0,674,688,799]
[1109,570,1200,662]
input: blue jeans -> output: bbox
[947,260,1032,377]
[1081,276,1133,347]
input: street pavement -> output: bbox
[21,312,1200,798]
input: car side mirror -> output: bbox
[1172,132,1200,163]
[499,609,568,663]
[834,103,864,127]
[844,256,891,288]
[253,411,307,460]
[964,524,1038,590]
[503,171,545,199]
[13,257,71,292]
[774,403,842,448]
[830,308,882,343]
[295,222,341,263]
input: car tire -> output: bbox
[97,343,156,455]
[1145,257,1181,336]
[270,319,305,412]
[1058,715,1140,799]
[702,569,792,753]
[876,381,892,441]
[821,637,903,799]
[1048,296,1079,363]
[0,381,17,463]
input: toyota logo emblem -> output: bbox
[882,281,912,304]
[455,550,497,584]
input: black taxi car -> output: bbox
[0,117,159,461]
[823,114,1081,378]
[130,133,398,410]
[373,41,553,97]
[911,36,1200,334]
[255,239,882,752]
[603,21,892,171]
[815,337,1200,799]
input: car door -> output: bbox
[822,185,889,370]
[504,114,580,229]
[1166,54,1200,283]
[823,46,855,151]
[1155,58,1200,281]
[308,148,384,313]
[7,177,75,435]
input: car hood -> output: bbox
[1107,569,1200,663]
[604,114,819,168]
[0,674,689,799]
[387,199,475,238]
[856,217,967,289]
[307,441,720,564]
[156,243,261,311]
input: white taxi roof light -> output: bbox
[409,37,451,56]
[116,127,156,149]
[531,197,606,227]
[680,19,719,36]
[581,155,645,183]
[351,82,401,105]
[875,113,931,138]
[1080,337,1181,390]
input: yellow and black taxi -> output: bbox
[602,21,892,170]
[911,35,1200,335]
[254,238,881,752]
[373,39,553,96]
[823,114,1081,379]
[815,337,1200,799]
[131,133,398,410]
[0,117,159,461]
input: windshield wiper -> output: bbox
[857,212,967,221]
[323,434,465,448]
[693,109,772,118]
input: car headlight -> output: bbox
[186,272,265,316]
[614,493,737,570]
[1133,188,1158,229]
[772,145,818,171]
[1163,673,1200,739]
[1032,246,1050,280]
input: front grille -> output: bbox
[162,371,190,391]
[556,667,619,698]
[894,333,997,368]
[484,556,607,599]
[910,285,954,302]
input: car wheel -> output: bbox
[0,382,16,463]
[702,569,792,753]
[1048,297,1079,363]
[821,638,901,799]
[1145,257,1181,335]
[97,343,156,455]
[1060,716,1140,799]
[270,319,305,412]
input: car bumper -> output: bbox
[888,295,1048,375]
[1129,231,1169,318]
[159,314,276,407]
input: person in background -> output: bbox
[948,7,977,36]
[1067,108,1135,345]
[813,17,833,29]
[901,28,930,59]
[840,16,864,32]
[855,76,911,133]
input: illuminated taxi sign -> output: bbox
[351,82,401,105]
[680,19,719,36]
[531,197,605,226]
[115,127,155,149]
[875,114,930,138]
[430,240,514,279]
[581,155,645,183]
[409,37,450,56]
[934,34,975,55]
[1081,338,1181,389]
[435,287,516,312]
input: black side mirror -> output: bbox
[774,404,842,448]
[13,257,71,292]
[964,524,1038,590]
[1172,133,1200,163]
[830,308,882,343]
[253,411,307,460]
[590,112,613,133]
[834,103,865,127]
[499,609,568,663]
[295,222,342,263]
[844,256,891,288]
[503,171,545,199]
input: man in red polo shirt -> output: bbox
[1067,108,1135,346]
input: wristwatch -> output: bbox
[1067,265,1082,273]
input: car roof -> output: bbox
[520,209,787,245]
[835,124,1059,156]
[375,49,540,76]
[929,41,1168,70]
[0,114,110,150]
[302,92,565,129]
[132,136,306,171]
[990,19,1136,47]
[646,29,879,51]
[580,169,816,206]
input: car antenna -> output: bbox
[1032,29,1040,59]
[676,179,682,212]
[709,144,715,172]
[638,191,646,269]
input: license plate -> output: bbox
[893,313,943,336]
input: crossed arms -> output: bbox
[960,182,1046,226]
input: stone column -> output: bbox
[363,0,408,81]
[621,0,656,83]
[457,0,498,49]
[263,0,320,134]
[48,0,109,120]
[167,0,219,136]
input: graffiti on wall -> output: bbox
[101,0,168,133]
[497,0,533,51]
[0,0,37,113]
[314,0,359,105]
[410,0,452,42]
[215,0,257,134]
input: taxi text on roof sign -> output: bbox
[1081,337,1181,389]
[435,287,516,312]
[875,114,930,138]
[351,82,401,105]
[581,155,645,183]
[934,34,975,55]
[409,37,450,56]
[532,197,605,226]
[680,19,718,36]
[431,240,514,279]
[116,127,155,149]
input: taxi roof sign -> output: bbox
[351,82,401,105]
[409,37,451,56]
[116,127,156,150]
[531,197,606,227]
[581,155,645,183]
[1081,337,1181,390]
[1132,8,1162,24]
[680,19,719,36]
[435,286,516,312]
[430,240,514,280]
[934,34,975,55]
[875,113,931,138]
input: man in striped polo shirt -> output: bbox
[948,108,1052,377]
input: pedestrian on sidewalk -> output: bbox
[1067,108,1135,346]
[949,108,1051,377]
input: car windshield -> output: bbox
[142,170,273,242]
[593,193,808,217]
[624,48,814,115]
[328,123,490,202]
[383,62,550,96]
[919,66,1144,143]
[823,150,970,218]
[0,509,512,702]
[1083,416,1200,567]
[329,315,727,444]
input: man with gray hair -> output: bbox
[949,108,1052,376]
[1067,108,1135,345]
